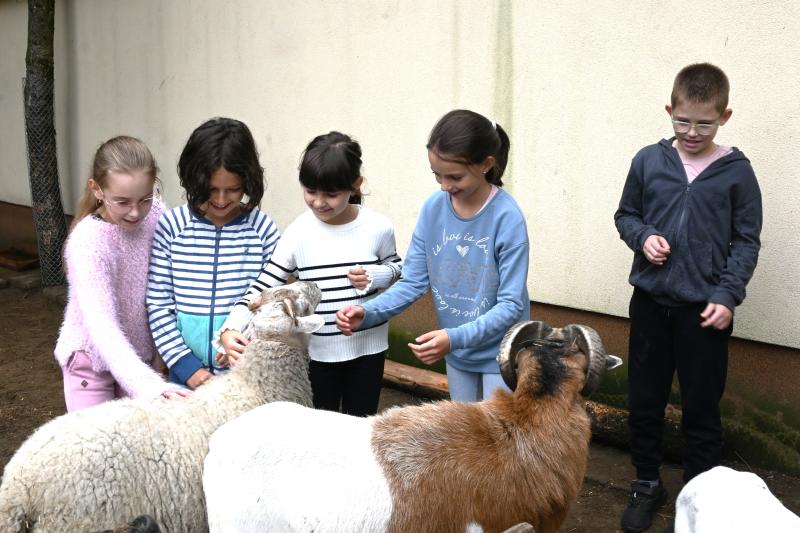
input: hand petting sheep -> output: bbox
[0,281,323,533]
[203,321,622,533]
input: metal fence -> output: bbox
[23,74,67,287]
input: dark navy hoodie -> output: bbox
[614,138,762,310]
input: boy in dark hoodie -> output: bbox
[615,63,762,533]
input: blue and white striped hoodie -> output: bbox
[146,204,279,385]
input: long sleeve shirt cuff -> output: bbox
[709,290,736,311]
[170,355,204,386]
[356,264,396,295]
[212,304,254,351]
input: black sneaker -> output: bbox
[620,480,668,532]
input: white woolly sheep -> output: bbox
[674,465,800,532]
[203,321,622,533]
[0,281,323,533]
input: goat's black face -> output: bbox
[517,339,571,396]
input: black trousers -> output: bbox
[309,350,386,417]
[627,288,731,482]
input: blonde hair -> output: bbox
[72,136,159,229]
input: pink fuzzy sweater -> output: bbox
[54,201,173,399]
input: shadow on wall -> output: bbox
[388,292,800,475]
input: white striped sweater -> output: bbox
[146,204,279,384]
[221,206,402,363]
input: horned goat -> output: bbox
[0,281,322,533]
[674,465,800,532]
[203,321,622,533]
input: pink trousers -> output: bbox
[62,351,128,412]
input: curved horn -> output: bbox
[561,324,611,396]
[497,321,553,390]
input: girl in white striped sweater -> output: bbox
[218,132,401,416]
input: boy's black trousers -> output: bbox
[627,288,732,482]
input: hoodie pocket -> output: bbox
[688,238,713,280]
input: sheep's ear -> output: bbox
[296,314,324,333]
[281,298,297,323]
[248,293,264,311]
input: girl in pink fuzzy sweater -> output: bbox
[55,136,188,412]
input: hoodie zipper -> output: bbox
[663,184,691,288]
[207,226,222,372]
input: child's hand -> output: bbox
[643,235,671,265]
[162,387,193,400]
[186,368,213,389]
[347,266,369,290]
[408,329,450,365]
[219,329,249,366]
[335,305,365,336]
[700,302,733,330]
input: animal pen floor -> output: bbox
[1,283,798,532]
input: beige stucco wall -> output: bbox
[1,0,798,348]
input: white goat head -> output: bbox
[498,321,623,397]
[246,281,324,337]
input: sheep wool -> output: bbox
[0,282,321,533]
[674,466,800,532]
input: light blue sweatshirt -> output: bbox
[361,189,530,373]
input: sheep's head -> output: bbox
[246,281,324,339]
[497,321,623,397]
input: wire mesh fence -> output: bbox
[23,74,68,287]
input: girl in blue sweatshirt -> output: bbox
[336,109,530,402]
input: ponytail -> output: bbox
[426,109,510,187]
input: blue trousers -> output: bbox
[445,361,510,402]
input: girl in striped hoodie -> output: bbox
[218,132,401,416]
[146,118,279,389]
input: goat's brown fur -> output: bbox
[371,344,591,533]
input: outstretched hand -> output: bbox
[408,329,450,365]
[186,368,213,390]
[162,387,193,400]
[336,305,365,336]
[700,302,733,330]
[218,330,249,367]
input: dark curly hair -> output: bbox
[299,131,363,205]
[426,109,510,187]
[178,117,264,214]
